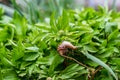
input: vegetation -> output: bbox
[11,0,74,24]
[0,1,120,80]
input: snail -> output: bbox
[57,41,77,55]
[57,41,89,68]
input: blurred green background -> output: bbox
[0,0,119,24]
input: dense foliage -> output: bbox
[0,6,120,80]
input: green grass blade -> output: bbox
[11,0,24,16]
[82,51,118,80]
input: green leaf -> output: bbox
[82,51,118,80]
[18,72,26,77]
[0,27,12,41]
[99,47,114,58]
[61,10,69,30]
[110,58,120,66]
[13,11,27,39]
[108,29,119,41]
[105,22,117,33]
[28,64,35,76]
[101,40,107,47]
[37,56,53,65]
[12,41,25,61]
[84,45,98,53]
[20,62,32,70]
[25,46,39,52]
[37,51,64,71]
[23,52,39,61]
[81,33,93,44]
[72,26,93,33]
[1,57,14,67]
[58,64,85,79]
[35,23,50,32]
[86,60,99,67]
[2,69,18,80]
[48,53,64,76]
[0,7,4,18]
[50,13,58,33]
